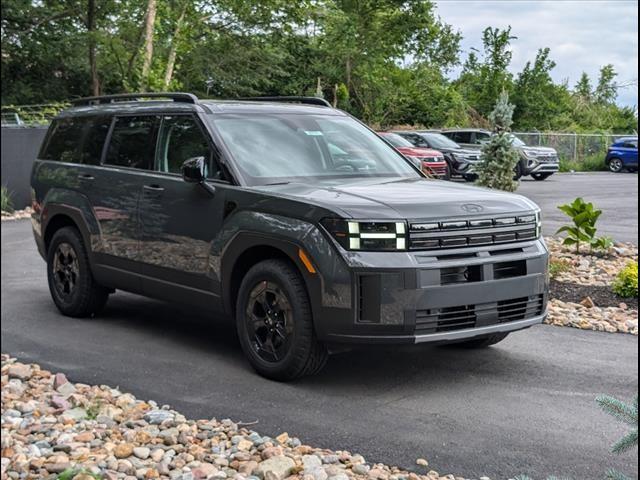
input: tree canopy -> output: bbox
[1,0,637,132]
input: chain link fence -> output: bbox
[1,103,69,127]
[513,132,637,162]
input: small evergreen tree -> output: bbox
[597,394,638,480]
[475,91,520,192]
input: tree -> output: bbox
[595,64,618,105]
[455,26,517,118]
[574,72,593,101]
[512,48,570,130]
[476,91,520,192]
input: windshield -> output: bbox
[509,134,526,147]
[213,114,419,185]
[418,132,460,149]
[378,132,414,148]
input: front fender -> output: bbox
[216,211,353,335]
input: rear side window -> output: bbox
[79,116,112,165]
[40,118,85,163]
[104,116,159,169]
[451,132,472,143]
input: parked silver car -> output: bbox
[440,128,560,181]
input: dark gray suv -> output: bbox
[31,93,549,380]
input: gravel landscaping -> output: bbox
[1,355,489,480]
[544,237,638,335]
[1,208,32,222]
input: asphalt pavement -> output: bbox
[2,217,638,479]
[516,172,638,244]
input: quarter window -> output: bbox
[104,116,159,170]
[156,115,218,177]
[40,118,84,163]
[79,116,112,165]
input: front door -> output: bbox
[137,114,228,311]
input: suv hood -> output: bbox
[521,146,557,155]
[396,146,443,158]
[255,177,538,220]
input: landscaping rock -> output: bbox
[0,353,471,480]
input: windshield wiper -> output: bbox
[261,181,291,186]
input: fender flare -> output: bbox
[220,231,324,327]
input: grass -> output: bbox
[559,153,608,172]
[1,186,14,213]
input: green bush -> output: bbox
[559,153,609,172]
[1,186,13,213]
[556,197,612,254]
[612,262,638,298]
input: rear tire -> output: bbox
[531,173,553,181]
[608,157,624,173]
[47,226,109,317]
[236,259,328,381]
[452,332,509,348]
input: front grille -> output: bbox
[409,214,538,250]
[497,295,544,322]
[414,294,544,334]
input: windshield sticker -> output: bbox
[304,130,324,136]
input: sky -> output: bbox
[435,0,638,108]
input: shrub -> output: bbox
[475,91,520,192]
[612,262,638,298]
[1,186,13,213]
[556,197,612,254]
[559,153,609,172]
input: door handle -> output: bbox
[77,173,94,181]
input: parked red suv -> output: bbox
[378,132,449,179]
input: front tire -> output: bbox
[47,226,109,317]
[608,157,624,173]
[452,332,510,348]
[531,173,553,181]
[462,173,477,182]
[236,259,328,381]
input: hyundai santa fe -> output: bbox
[31,93,549,380]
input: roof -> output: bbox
[439,128,492,133]
[56,94,344,119]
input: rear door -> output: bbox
[137,113,228,310]
[87,114,161,293]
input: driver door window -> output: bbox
[156,115,220,178]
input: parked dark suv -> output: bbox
[32,93,549,380]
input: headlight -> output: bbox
[321,219,407,251]
[535,210,542,237]
[405,155,423,169]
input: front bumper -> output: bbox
[315,239,549,345]
[528,161,559,174]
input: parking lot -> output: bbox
[514,172,637,244]
[2,171,638,479]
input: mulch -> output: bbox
[550,280,638,310]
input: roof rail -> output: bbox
[238,96,332,108]
[70,92,199,106]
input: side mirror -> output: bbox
[181,156,216,196]
[181,156,206,183]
